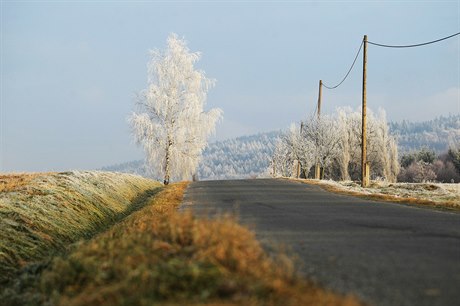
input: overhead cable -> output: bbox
[322,39,364,90]
[367,32,460,48]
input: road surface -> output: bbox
[181,179,460,306]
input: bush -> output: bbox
[399,148,460,183]
[432,160,460,183]
[398,161,436,183]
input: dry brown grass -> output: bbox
[290,178,460,211]
[0,173,54,192]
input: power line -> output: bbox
[322,39,364,90]
[368,32,460,48]
[320,32,459,90]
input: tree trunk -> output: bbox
[340,143,351,181]
[164,138,172,185]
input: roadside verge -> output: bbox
[287,178,460,211]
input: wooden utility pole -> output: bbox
[361,35,368,187]
[315,80,323,179]
[317,80,322,118]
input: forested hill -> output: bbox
[102,131,280,180]
[389,115,459,153]
[198,131,279,180]
[103,115,459,180]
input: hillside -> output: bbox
[198,131,279,180]
[103,131,281,180]
[0,171,161,281]
[389,115,460,153]
[103,115,460,180]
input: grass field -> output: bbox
[0,171,162,282]
[1,173,363,306]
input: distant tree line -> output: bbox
[389,115,459,153]
[272,111,460,184]
[271,108,399,182]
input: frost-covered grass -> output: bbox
[293,178,460,210]
[0,171,162,282]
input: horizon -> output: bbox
[2,1,459,172]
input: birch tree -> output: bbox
[129,34,222,184]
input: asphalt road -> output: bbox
[181,179,460,306]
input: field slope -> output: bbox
[0,171,162,282]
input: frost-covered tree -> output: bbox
[272,107,399,182]
[284,124,315,177]
[271,125,310,177]
[335,107,399,182]
[336,110,352,180]
[129,34,222,184]
[371,110,399,182]
[271,137,294,177]
[302,115,341,175]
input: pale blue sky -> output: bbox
[1,0,459,172]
